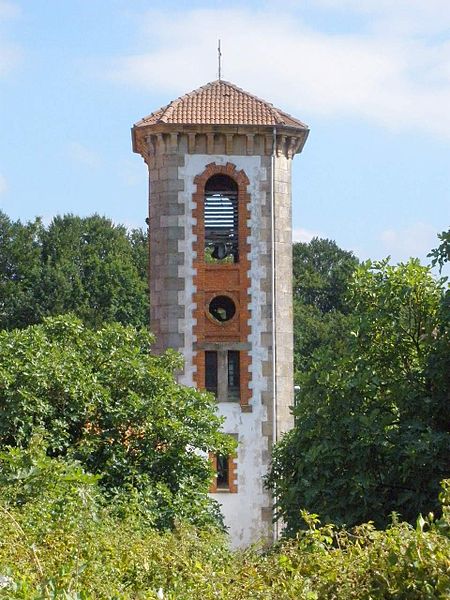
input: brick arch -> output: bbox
[192,162,252,411]
[193,162,250,265]
[194,161,250,188]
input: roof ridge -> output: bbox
[135,106,165,126]
[216,80,308,127]
[217,79,275,107]
[216,80,294,124]
[206,80,308,127]
[221,82,306,127]
[160,98,180,123]
[158,82,218,123]
[134,79,309,129]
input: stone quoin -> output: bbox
[132,80,309,546]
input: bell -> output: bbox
[212,243,227,260]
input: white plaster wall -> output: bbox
[178,154,271,547]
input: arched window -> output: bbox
[204,174,239,263]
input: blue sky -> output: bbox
[0,0,449,265]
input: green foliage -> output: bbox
[0,450,448,598]
[0,433,100,511]
[428,228,450,273]
[270,259,450,532]
[292,238,358,375]
[0,440,231,598]
[426,230,450,464]
[0,212,149,330]
[0,315,232,529]
[293,237,359,313]
[0,212,43,330]
[293,302,351,378]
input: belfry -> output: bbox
[132,80,309,546]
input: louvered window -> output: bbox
[204,175,239,263]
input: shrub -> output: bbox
[0,445,448,599]
[0,316,233,530]
[269,260,450,532]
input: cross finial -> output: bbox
[218,39,222,81]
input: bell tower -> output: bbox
[132,81,308,546]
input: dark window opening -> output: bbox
[216,454,230,489]
[208,295,236,323]
[204,174,239,263]
[228,351,240,401]
[205,351,218,396]
[210,434,238,493]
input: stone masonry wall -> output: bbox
[274,154,295,438]
[137,130,299,545]
[145,140,187,360]
[258,154,295,534]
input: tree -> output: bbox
[0,315,232,529]
[428,228,450,273]
[292,238,359,376]
[0,212,43,329]
[269,259,450,533]
[293,237,359,313]
[426,228,450,445]
[37,214,149,328]
[0,212,149,331]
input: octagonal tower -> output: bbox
[132,80,309,546]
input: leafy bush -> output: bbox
[0,316,233,529]
[270,259,450,532]
[0,447,448,599]
[0,441,231,598]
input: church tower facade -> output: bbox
[132,81,308,546]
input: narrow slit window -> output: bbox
[205,351,218,397]
[210,434,238,493]
[216,454,230,490]
[204,174,239,263]
[228,350,240,402]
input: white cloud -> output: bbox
[66,142,102,168]
[0,174,7,195]
[0,0,19,19]
[379,222,439,263]
[313,0,450,36]
[107,6,450,139]
[292,227,322,243]
[0,1,21,76]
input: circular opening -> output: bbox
[208,295,236,323]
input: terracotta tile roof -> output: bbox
[134,80,308,129]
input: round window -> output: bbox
[208,295,236,323]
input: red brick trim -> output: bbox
[192,163,252,410]
[209,451,238,494]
